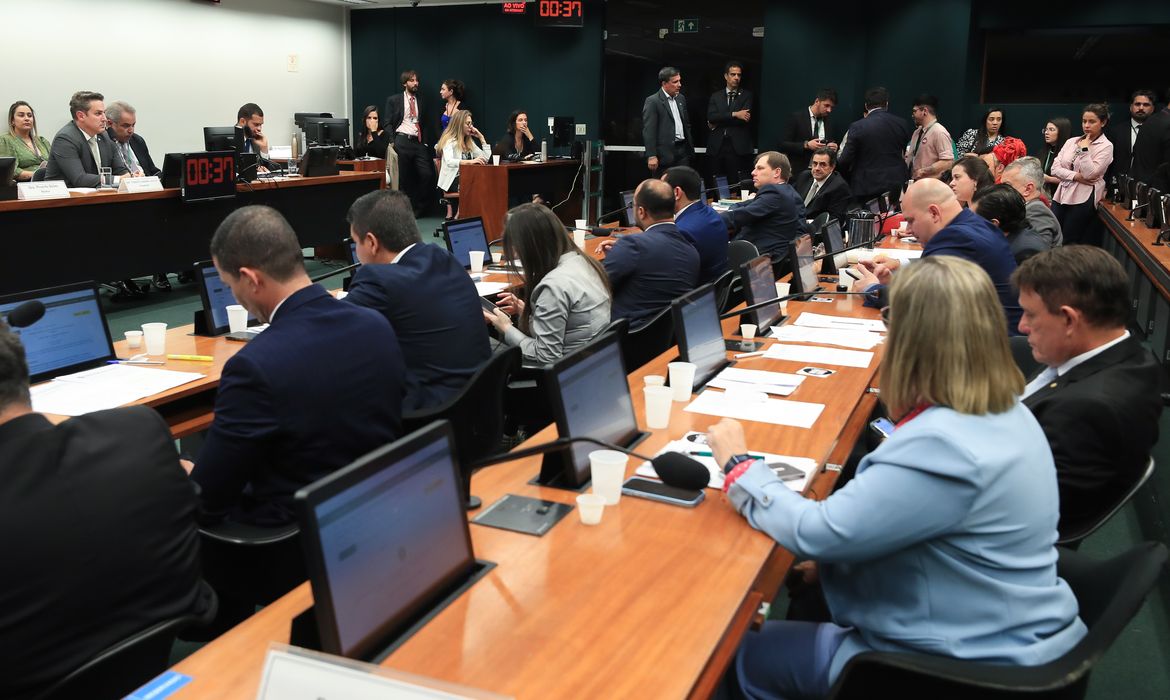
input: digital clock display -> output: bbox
[536,1,583,27]
[181,151,236,203]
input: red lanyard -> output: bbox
[895,403,933,428]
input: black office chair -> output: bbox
[826,541,1168,699]
[31,167,47,182]
[712,268,739,315]
[401,346,522,509]
[727,239,760,271]
[622,306,675,372]
[810,212,831,233]
[37,580,217,700]
[1057,457,1156,549]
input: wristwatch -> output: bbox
[723,453,756,475]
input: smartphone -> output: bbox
[480,297,499,314]
[870,417,895,439]
[768,462,806,482]
[622,477,705,508]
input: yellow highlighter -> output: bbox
[167,354,214,362]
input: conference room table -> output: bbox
[458,160,584,239]
[0,171,382,295]
[1098,200,1170,368]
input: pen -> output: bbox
[167,354,214,362]
[844,268,861,280]
[734,351,766,359]
[108,360,165,365]
[689,451,767,460]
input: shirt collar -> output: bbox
[644,220,675,233]
[676,201,698,217]
[269,293,294,323]
[1056,330,1129,377]
[661,88,675,101]
[76,123,95,141]
[391,242,417,264]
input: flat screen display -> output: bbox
[0,282,115,382]
[715,175,731,200]
[195,262,256,335]
[621,190,636,227]
[672,284,727,390]
[790,234,818,295]
[443,217,490,268]
[741,255,782,330]
[821,220,847,273]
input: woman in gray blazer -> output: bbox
[484,204,611,366]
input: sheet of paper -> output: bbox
[684,389,825,428]
[634,433,818,491]
[475,281,509,297]
[763,343,875,368]
[33,365,204,416]
[853,248,923,263]
[770,325,885,350]
[792,311,886,333]
[706,367,805,396]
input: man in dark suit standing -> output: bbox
[791,147,854,224]
[0,321,212,700]
[1106,90,1157,181]
[663,166,729,284]
[706,61,753,183]
[837,86,913,205]
[187,205,405,526]
[721,151,809,261]
[596,178,699,328]
[1014,246,1162,539]
[384,69,436,215]
[642,66,693,176]
[1129,90,1170,193]
[344,189,491,411]
[45,90,129,187]
[780,88,839,172]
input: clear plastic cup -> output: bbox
[667,361,697,402]
[740,323,757,339]
[226,304,248,333]
[573,229,586,248]
[124,330,143,349]
[141,323,167,356]
[576,493,605,525]
[644,374,665,387]
[469,250,486,272]
[589,450,628,505]
[492,252,503,264]
[643,385,673,429]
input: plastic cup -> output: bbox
[667,361,697,402]
[100,167,113,188]
[141,323,167,356]
[492,154,501,166]
[775,281,791,314]
[469,250,486,272]
[492,251,503,264]
[644,374,665,387]
[226,304,248,333]
[589,450,628,505]
[740,323,757,339]
[740,189,750,200]
[575,219,587,230]
[573,229,586,248]
[643,385,673,429]
[576,493,605,525]
[124,330,143,349]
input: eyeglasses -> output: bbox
[880,306,890,323]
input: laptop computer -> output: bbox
[621,190,636,227]
[295,421,491,662]
[194,261,262,340]
[0,282,116,383]
[817,219,847,275]
[714,175,731,200]
[740,255,785,331]
[788,234,820,297]
[442,217,490,269]
[672,283,732,392]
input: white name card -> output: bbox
[118,176,164,193]
[256,646,509,700]
[17,180,70,201]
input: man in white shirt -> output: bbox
[384,69,436,216]
[1106,88,1157,180]
[642,66,693,176]
[1015,246,1162,538]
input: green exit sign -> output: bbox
[673,18,699,33]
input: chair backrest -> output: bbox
[711,269,738,315]
[811,211,831,233]
[727,239,760,271]
[38,582,217,700]
[384,143,399,190]
[1058,457,1156,547]
[621,305,675,372]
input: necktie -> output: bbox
[728,91,734,109]
[804,180,820,205]
[88,136,102,170]
[122,142,141,176]
[813,118,823,141]
[409,95,417,120]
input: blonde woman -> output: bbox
[0,101,52,182]
[708,255,1085,699]
[435,110,491,219]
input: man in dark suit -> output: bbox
[45,90,129,187]
[0,321,212,700]
[721,151,809,262]
[706,61,754,183]
[344,189,491,411]
[663,166,729,284]
[384,69,436,215]
[1013,246,1163,538]
[791,147,854,224]
[642,66,693,176]
[596,178,699,328]
[837,86,913,205]
[1105,89,1157,181]
[779,88,839,172]
[187,205,405,526]
[1129,90,1170,193]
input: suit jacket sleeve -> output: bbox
[642,96,659,159]
[837,125,858,172]
[133,135,161,176]
[722,189,783,231]
[190,353,280,521]
[707,91,732,125]
[824,178,855,221]
[680,94,693,145]
[342,268,390,318]
[1031,394,1122,518]
[780,112,808,158]
[603,237,640,287]
[49,130,100,188]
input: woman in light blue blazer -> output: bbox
[708,255,1086,699]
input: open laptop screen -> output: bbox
[715,175,731,200]
[195,261,256,335]
[0,282,115,382]
[621,190,636,227]
[673,284,727,391]
[442,217,490,269]
[741,255,782,331]
[297,423,475,660]
[790,234,819,295]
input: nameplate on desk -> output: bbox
[257,645,508,699]
[17,180,69,200]
[118,176,163,193]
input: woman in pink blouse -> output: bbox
[1050,103,1113,245]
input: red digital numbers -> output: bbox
[539,1,582,18]
[185,156,235,185]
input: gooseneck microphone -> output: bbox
[5,300,46,328]
[310,262,361,283]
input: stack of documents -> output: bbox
[706,367,805,396]
[851,248,923,264]
[762,344,875,368]
[634,432,818,491]
[31,364,204,416]
[474,281,509,297]
[770,325,885,350]
[684,389,825,428]
[792,311,886,333]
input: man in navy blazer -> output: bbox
[596,178,699,328]
[663,166,728,284]
[721,151,810,262]
[188,205,405,526]
[837,87,913,204]
[344,190,491,411]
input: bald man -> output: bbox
[852,178,1022,333]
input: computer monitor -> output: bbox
[789,234,819,297]
[1160,195,1170,232]
[1136,181,1149,215]
[0,282,115,383]
[864,197,882,216]
[296,421,480,661]
[714,175,731,200]
[880,191,892,214]
[202,126,238,152]
[1126,177,1140,209]
[621,190,636,227]
[194,261,257,336]
[303,117,351,146]
[1147,188,1162,229]
[0,156,15,185]
[551,116,575,148]
[294,111,332,129]
[442,217,490,269]
[672,284,730,392]
[349,239,360,265]
[538,331,647,490]
[740,254,784,333]
[298,146,340,177]
[817,220,847,275]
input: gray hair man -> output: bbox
[1002,156,1063,248]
